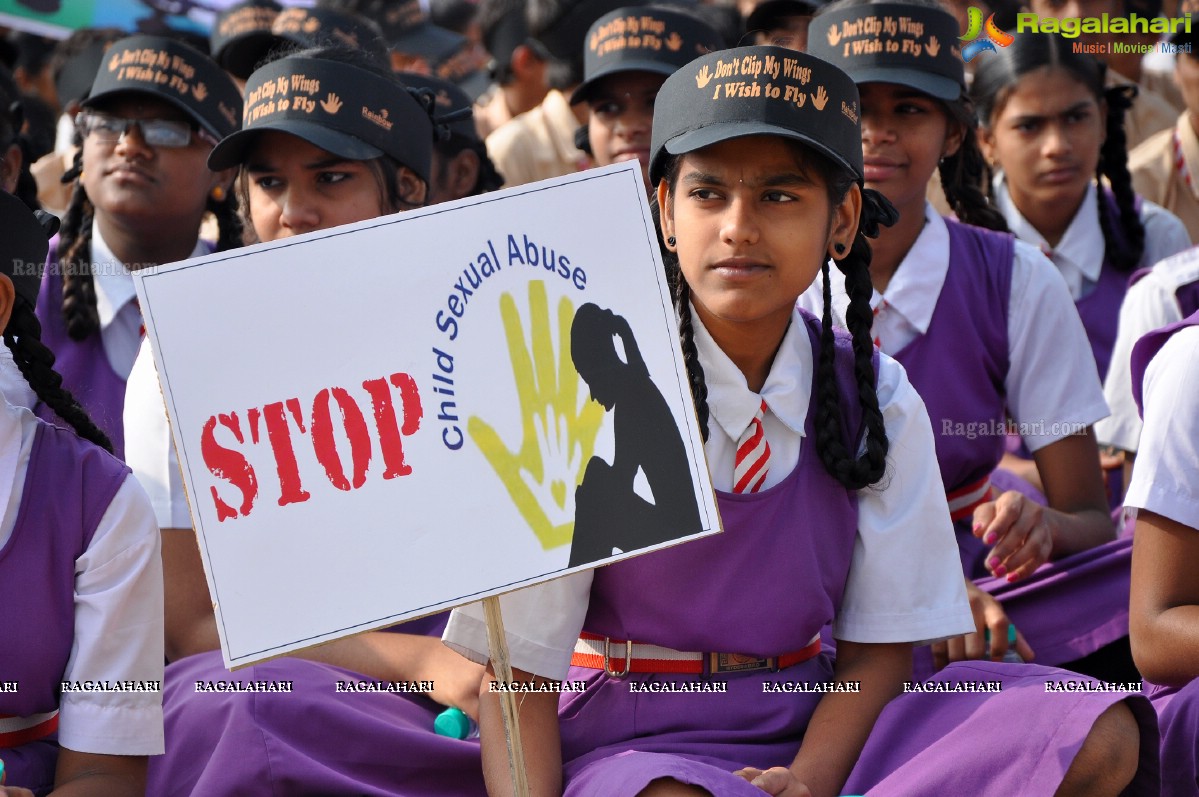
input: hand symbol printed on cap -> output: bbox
[695,64,713,89]
[192,82,208,101]
[811,85,828,111]
[665,32,682,51]
[321,93,343,114]
[926,36,941,57]
[827,26,842,47]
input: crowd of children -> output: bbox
[0,0,1197,794]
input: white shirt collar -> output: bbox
[995,177,1104,283]
[692,306,810,441]
[91,222,207,330]
[824,202,948,337]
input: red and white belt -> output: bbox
[947,475,997,522]
[571,631,821,677]
[0,710,59,748]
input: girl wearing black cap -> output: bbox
[135,45,488,797]
[803,0,1141,680]
[443,44,1151,797]
[0,190,162,797]
[570,6,724,189]
[32,35,243,462]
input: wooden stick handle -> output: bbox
[483,596,531,797]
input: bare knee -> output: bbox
[636,778,712,797]
[1056,701,1141,797]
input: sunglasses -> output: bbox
[76,109,218,148]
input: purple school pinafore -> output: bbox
[892,219,1011,577]
[147,611,486,796]
[896,220,1129,671]
[554,313,1161,797]
[0,421,129,795]
[1077,190,1144,382]
[1129,311,1199,796]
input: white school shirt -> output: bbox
[798,203,1109,453]
[90,224,207,379]
[994,179,1190,301]
[0,347,36,410]
[0,398,164,755]
[1097,246,1199,453]
[1123,324,1199,530]
[443,308,974,681]
[124,338,191,529]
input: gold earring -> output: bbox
[211,185,226,202]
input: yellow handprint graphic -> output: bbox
[811,85,828,111]
[468,282,604,550]
[321,93,343,114]
[925,35,941,58]
[826,25,842,47]
[695,64,713,89]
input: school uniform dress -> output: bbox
[1122,312,1199,797]
[0,398,163,796]
[995,179,1190,382]
[0,347,36,410]
[1098,245,1199,456]
[33,226,208,460]
[484,90,589,189]
[799,204,1126,670]
[1131,113,1199,244]
[444,308,1158,796]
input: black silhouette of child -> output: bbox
[568,303,701,568]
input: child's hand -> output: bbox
[733,766,813,796]
[931,581,1035,669]
[0,787,36,797]
[972,490,1053,582]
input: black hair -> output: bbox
[48,27,127,108]
[3,295,113,452]
[972,33,1144,271]
[653,143,893,490]
[434,135,506,195]
[0,64,41,211]
[58,139,243,342]
[477,0,535,84]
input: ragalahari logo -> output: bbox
[960,7,1015,61]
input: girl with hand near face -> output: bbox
[804,1,1125,677]
[133,45,489,797]
[33,36,242,461]
[443,45,1154,797]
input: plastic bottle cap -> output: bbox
[434,707,472,739]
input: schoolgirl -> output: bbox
[570,6,723,189]
[1126,309,1199,796]
[0,189,163,797]
[972,33,1190,385]
[1097,243,1199,481]
[133,46,487,796]
[33,35,242,460]
[803,0,1124,674]
[397,72,505,203]
[443,45,1155,797]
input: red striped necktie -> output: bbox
[734,399,771,493]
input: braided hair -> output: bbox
[3,295,113,452]
[57,148,101,341]
[654,143,895,489]
[972,33,1144,270]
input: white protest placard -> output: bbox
[135,162,721,667]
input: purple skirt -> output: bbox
[0,738,58,796]
[146,651,485,797]
[1149,681,1199,796]
[556,658,1158,796]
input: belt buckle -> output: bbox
[603,637,633,677]
[710,652,776,674]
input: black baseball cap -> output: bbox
[649,45,863,185]
[571,6,724,105]
[83,36,243,141]
[380,0,469,64]
[746,0,826,32]
[807,2,964,101]
[272,7,392,67]
[0,190,52,308]
[535,0,629,62]
[210,0,283,80]
[208,55,433,186]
